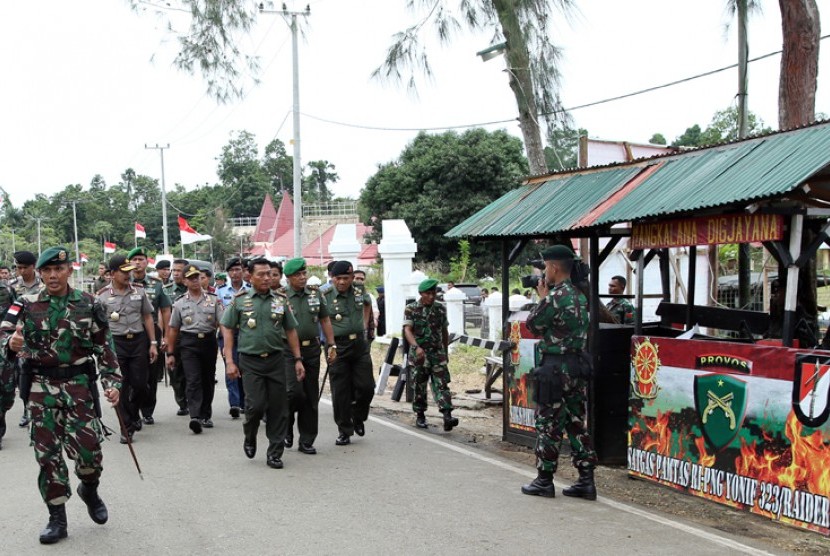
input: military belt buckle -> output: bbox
[125,333,135,339]
[259,352,270,358]
[300,339,312,347]
[197,333,205,339]
[348,333,357,340]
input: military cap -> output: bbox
[283,257,306,276]
[155,259,171,270]
[108,254,135,273]
[226,257,243,271]
[200,267,213,277]
[127,247,148,260]
[36,247,72,269]
[418,278,439,293]
[541,245,576,261]
[215,272,227,281]
[376,286,385,294]
[13,250,37,266]
[183,264,201,278]
[330,260,353,277]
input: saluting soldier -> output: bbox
[163,258,189,416]
[11,251,45,428]
[220,258,305,469]
[282,258,336,454]
[522,245,598,500]
[0,278,16,448]
[0,247,122,544]
[165,264,223,434]
[403,278,458,431]
[324,261,374,446]
[128,248,172,426]
[96,255,158,443]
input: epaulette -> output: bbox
[95,286,108,296]
[306,284,320,292]
[174,293,186,301]
[274,288,287,298]
[207,291,218,297]
[132,282,145,288]
[234,290,247,297]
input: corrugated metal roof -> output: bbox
[595,124,830,225]
[448,121,830,239]
[446,167,642,238]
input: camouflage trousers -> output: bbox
[534,372,597,473]
[411,361,453,413]
[29,374,104,505]
[0,361,15,413]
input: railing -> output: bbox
[228,217,260,227]
[302,201,358,218]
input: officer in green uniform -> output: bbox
[606,275,635,325]
[165,264,223,434]
[95,255,158,442]
[0,278,16,448]
[11,250,44,427]
[282,258,336,454]
[521,245,597,500]
[128,247,172,425]
[324,260,374,446]
[163,258,189,416]
[220,258,304,469]
[1,246,122,544]
[403,278,458,431]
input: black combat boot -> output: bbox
[77,480,109,524]
[562,467,597,501]
[521,470,555,498]
[39,504,68,544]
[0,410,6,449]
[441,409,459,431]
[415,412,428,429]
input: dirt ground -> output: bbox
[356,342,830,555]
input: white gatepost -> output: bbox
[485,291,504,342]
[444,287,466,337]
[328,224,361,268]
[378,220,417,338]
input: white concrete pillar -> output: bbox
[485,291,504,341]
[378,220,418,337]
[328,223,361,268]
[444,287,466,337]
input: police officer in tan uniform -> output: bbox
[165,264,223,434]
[96,255,158,442]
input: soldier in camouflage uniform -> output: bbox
[1,247,122,544]
[522,245,597,501]
[0,279,16,448]
[403,278,458,431]
[605,275,635,325]
[11,251,45,428]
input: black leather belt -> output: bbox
[300,338,320,347]
[181,332,211,339]
[240,351,279,359]
[31,363,93,379]
[335,333,359,342]
[113,332,144,340]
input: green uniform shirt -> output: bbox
[286,285,329,341]
[527,279,588,355]
[325,285,370,337]
[220,289,298,354]
[606,298,635,325]
[403,299,448,358]
[132,274,172,323]
[163,281,187,300]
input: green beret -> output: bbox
[283,257,306,276]
[215,273,227,280]
[36,246,72,269]
[127,247,147,260]
[418,278,439,293]
[541,245,576,261]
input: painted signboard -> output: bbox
[628,336,830,535]
[630,213,783,250]
[506,318,539,437]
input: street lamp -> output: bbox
[476,42,506,62]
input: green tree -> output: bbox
[673,107,773,147]
[216,130,270,216]
[545,126,586,171]
[649,133,667,145]
[672,124,703,147]
[373,1,575,176]
[262,139,293,195]
[303,160,338,203]
[360,128,528,267]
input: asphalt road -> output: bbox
[0,383,785,555]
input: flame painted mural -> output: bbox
[628,336,830,536]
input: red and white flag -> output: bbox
[147,257,156,266]
[135,222,146,239]
[72,261,81,270]
[104,241,116,254]
[178,216,212,245]
[80,253,89,263]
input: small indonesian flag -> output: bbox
[147,257,156,266]
[135,222,146,239]
[80,253,89,263]
[104,241,116,254]
[72,261,81,270]
[178,215,212,245]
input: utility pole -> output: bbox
[259,3,310,257]
[69,200,82,287]
[145,144,171,254]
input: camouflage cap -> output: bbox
[36,247,72,269]
[418,278,439,293]
[283,257,306,276]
